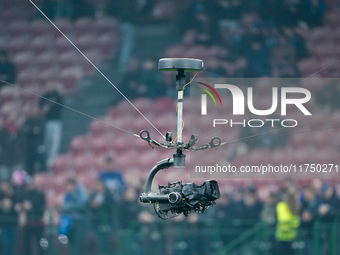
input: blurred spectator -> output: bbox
[139,58,164,98]
[11,170,28,200]
[316,81,340,111]
[301,186,319,223]
[300,185,320,254]
[0,180,20,255]
[39,82,63,167]
[318,184,340,254]
[261,192,279,226]
[60,178,88,255]
[214,193,239,221]
[274,187,300,255]
[119,187,139,229]
[0,50,16,89]
[270,35,299,78]
[205,57,227,78]
[300,0,327,27]
[282,27,308,60]
[240,187,263,223]
[99,156,125,200]
[120,58,146,99]
[190,9,219,46]
[245,36,271,77]
[88,179,115,255]
[23,105,46,175]
[214,193,240,245]
[108,0,137,71]
[21,178,46,255]
[318,184,340,221]
[0,112,26,180]
[215,0,243,21]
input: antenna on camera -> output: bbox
[158,58,203,167]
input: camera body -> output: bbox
[142,180,221,219]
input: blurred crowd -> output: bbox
[1,156,340,255]
[172,0,321,79]
[0,69,64,180]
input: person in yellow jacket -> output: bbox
[274,188,300,254]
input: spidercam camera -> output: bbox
[139,58,221,220]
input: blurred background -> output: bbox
[0,0,340,254]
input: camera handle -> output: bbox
[140,158,174,203]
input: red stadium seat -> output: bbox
[36,52,56,70]
[8,36,27,55]
[34,172,53,191]
[56,50,80,70]
[12,52,32,72]
[30,20,52,37]
[70,135,91,156]
[8,20,29,37]
[53,18,73,35]
[76,34,97,53]
[164,45,186,58]
[97,34,118,58]
[0,86,19,103]
[93,17,120,35]
[309,28,332,44]
[59,69,81,95]
[311,43,335,61]
[325,10,340,29]
[74,18,95,36]
[51,154,74,174]
[30,36,52,55]
[297,59,319,77]
[89,119,108,137]
[78,49,101,75]
[55,36,74,54]
[289,132,312,150]
[90,136,112,156]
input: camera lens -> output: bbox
[168,192,182,204]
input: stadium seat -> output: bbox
[70,135,91,156]
[297,59,319,77]
[36,51,56,70]
[30,20,52,37]
[76,34,97,53]
[8,36,28,55]
[59,68,81,95]
[53,18,73,37]
[93,17,119,35]
[56,50,80,70]
[97,34,118,58]
[51,154,74,174]
[89,119,108,137]
[74,18,95,36]
[90,136,113,156]
[311,43,335,61]
[55,36,74,54]
[325,10,340,29]
[8,20,29,37]
[30,36,52,55]
[12,52,32,72]
[34,172,53,191]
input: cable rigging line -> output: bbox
[29,0,165,139]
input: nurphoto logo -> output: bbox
[198,83,312,128]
